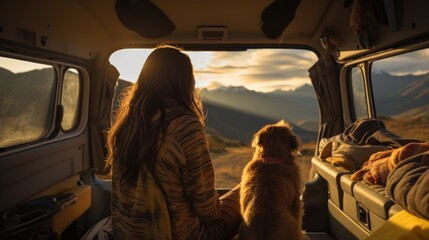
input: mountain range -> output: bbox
[203,100,317,144]
[371,71,429,118]
[200,85,319,143]
[2,67,428,144]
[199,71,429,143]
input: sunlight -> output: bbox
[109,48,318,92]
[109,49,151,82]
[0,57,51,73]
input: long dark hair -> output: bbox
[106,45,204,189]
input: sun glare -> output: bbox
[109,48,318,92]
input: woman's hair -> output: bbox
[106,45,204,188]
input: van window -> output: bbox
[371,49,429,142]
[110,48,318,189]
[61,68,81,131]
[0,56,56,148]
[347,65,368,120]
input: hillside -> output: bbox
[112,71,429,145]
[200,84,319,131]
[372,71,429,117]
[112,80,318,143]
[0,67,56,147]
[381,116,429,142]
[204,100,317,143]
[210,142,316,188]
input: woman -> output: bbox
[105,45,241,239]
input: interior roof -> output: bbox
[0,0,428,62]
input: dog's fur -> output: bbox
[239,120,305,240]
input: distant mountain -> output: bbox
[200,84,319,131]
[204,100,317,144]
[3,66,428,146]
[0,67,56,147]
[0,67,55,119]
[112,80,317,143]
[107,72,429,144]
[0,68,13,79]
[268,84,315,97]
[371,71,429,117]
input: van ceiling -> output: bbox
[0,0,428,61]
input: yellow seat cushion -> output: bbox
[366,210,429,240]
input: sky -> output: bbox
[0,56,53,73]
[109,48,429,92]
[109,48,318,92]
[371,49,429,76]
[2,48,429,92]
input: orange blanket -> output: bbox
[351,142,429,185]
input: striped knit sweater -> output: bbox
[111,102,220,239]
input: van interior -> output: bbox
[1,0,428,239]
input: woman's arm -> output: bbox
[179,116,221,222]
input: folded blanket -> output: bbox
[319,136,388,171]
[386,150,429,220]
[351,150,394,184]
[342,118,420,148]
[351,142,429,185]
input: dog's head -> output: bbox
[251,120,301,160]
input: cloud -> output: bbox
[372,49,429,76]
[110,47,429,92]
[208,65,248,72]
[242,69,310,82]
[194,49,317,91]
[206,81,224,90]
[194,70,218,74]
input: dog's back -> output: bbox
[240,158,304,240]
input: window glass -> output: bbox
[110,48,318,189]
[348,66,368,120]
[61,68,81,131]
[371,49,429,142]
[0,56,56,148]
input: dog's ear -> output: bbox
[287,133,300,153]
[275,120,301,153]
[252,129,269,148]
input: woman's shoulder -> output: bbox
[164,101,200,124]
[169,112,202,131]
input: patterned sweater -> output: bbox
[111,103,220,239]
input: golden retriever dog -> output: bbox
[239,120,305,240]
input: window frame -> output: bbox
[346,64,369,121]
[368,47,429,119]
[0,52,89,154]
[60,67,83,133]
[340,40,429,126]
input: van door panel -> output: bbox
[0,133,88,212]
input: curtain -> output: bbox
[88,60,119,171]
[309,57,344,153]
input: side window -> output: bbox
[347,65,368,120]
[371,49,429,142]
[0,56,56,148]
[61,68,81,131]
